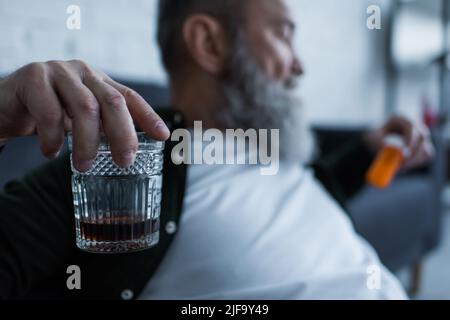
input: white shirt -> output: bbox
[140,162,407,300]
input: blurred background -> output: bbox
[1,0,450,299]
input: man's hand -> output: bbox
[0,60,170,171]
[365,116,434,170]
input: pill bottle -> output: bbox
[366,135,407,189]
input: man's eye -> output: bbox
[278,26,293,42]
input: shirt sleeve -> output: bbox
[0,153,76,299]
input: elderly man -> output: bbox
[0,0,432,299]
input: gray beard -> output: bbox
[218,37,315,164]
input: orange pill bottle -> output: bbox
[366,135,407,189]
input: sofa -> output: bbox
[314,126,445,293]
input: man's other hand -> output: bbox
[365,116,435,170]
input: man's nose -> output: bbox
[292,57,304,77]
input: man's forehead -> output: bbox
[246,0,295,25]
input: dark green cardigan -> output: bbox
[0,112,373,300]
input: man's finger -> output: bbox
[403,133,434,169]
[24,81,65,159]
[407,133,423,162]
[53,73,101,172]
[105,78,171,141]
[83,75,138,168]
[63,109,73,132]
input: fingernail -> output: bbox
[119,151,136,168]
[155,121,171,137]
[78,160,94,172]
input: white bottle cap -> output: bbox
[384,134,410,157]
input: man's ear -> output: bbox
[182,14,228,75]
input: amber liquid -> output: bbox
[79,216,160,242]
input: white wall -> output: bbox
[0,0,390,125]
[290,0,389,125]
[0,0,167,83]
